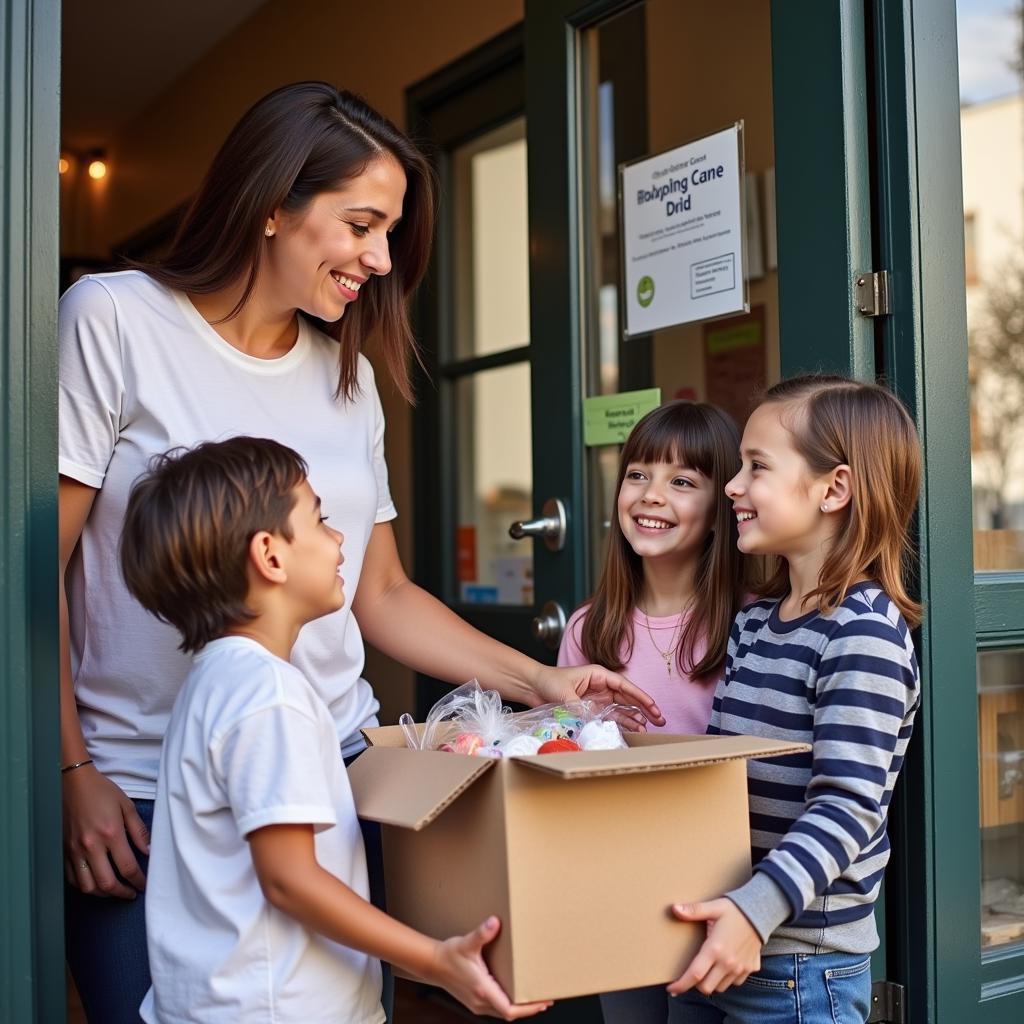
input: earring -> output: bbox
[820,503,828,513]
[265,225,274,237]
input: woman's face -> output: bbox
[264,154,407,322]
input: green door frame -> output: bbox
[874,1,1024,1020]
[12,2,1004,1021]
[521,0,896,999]
[1,0,63,1021]
[406,27,537,720]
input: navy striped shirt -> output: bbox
[710,582,919,955]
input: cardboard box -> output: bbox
[348,727,809,1003]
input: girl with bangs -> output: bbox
[663,375,922,1024]
[559,399,747,738]
[559,400,749,1021]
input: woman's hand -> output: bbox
[666,899,762,995]
[532,664,665,728]
[62,764,149,899]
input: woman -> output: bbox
[59,82,662,1022]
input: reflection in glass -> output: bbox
[958,1,1024,570]
[978,649,1024,950]
[454,364,533,607]
[452,117,530,359]
[577,0,780,588]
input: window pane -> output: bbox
[577,0,780,588]
[451,117,530,359]
[979,649,1024,950]
[453,363,533,606]
[958,1,1024,571]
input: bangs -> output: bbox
[622,404,720,479]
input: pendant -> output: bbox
[665,654,673,676]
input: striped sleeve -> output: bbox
[727,614,918,940]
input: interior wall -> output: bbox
[64,0,523,723]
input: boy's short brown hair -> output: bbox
[120,436,308,653]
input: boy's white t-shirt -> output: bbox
[59,271,395,797]
[139,635,384,1024]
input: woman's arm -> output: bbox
[352,523,664,723]
[60,476,149,899]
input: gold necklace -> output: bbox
[641,604,689,676]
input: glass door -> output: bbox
[524,0,875,643]
[949,0,1024,1016]
[413,6,879,1016]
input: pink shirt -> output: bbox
[557,605,718,735]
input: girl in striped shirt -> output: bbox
[665,375,921,1024]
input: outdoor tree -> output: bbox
[967,2,1024,530]
[971,260,1024,528]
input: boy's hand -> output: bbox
[667,899,762,995]
[429,915,552,1020]
[533,665,665,728]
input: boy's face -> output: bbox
[279,480,345,620]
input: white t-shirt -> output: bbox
[59,270,395,797]
[139,636,384,1024]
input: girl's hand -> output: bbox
[428,916,552,1020]
[532,664,665,728]
[62,764,149,899]
[667,899,762,995]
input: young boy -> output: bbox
[120,436,550,1023]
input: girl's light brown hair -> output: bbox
[131,82,436,403]
[577,401,745,680]
[759,374,922,627]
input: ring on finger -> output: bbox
[78,861,90,871]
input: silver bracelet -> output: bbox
[60,758,94,774]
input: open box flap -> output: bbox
[347,746,496,831]
[514,734,810,780]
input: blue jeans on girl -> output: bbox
[601,951,872,1024]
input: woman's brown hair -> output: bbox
[758,374,922,627]
[132,82,436,403]
[577,401,745,681]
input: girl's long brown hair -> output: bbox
[131,82,436,403]
[578,401,745,680]
[759,375,922,627]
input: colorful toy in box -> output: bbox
[538,738,582,754]
[399,681,635,758]
[452,732,484,755]
[531,721,558,743]
[552,708,584,741]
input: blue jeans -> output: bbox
[65,798,154,1024]
[601,952,872,1024]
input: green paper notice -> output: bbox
[583,388,662,446]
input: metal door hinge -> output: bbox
[855,270,892,317]
[867,980,905,1023]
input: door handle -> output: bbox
[508,497,567,552]
[532,600,566,650]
